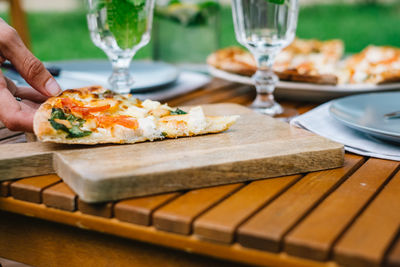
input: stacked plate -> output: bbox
[329,92,400,143]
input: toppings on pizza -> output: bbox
[207,38,344,85]
[33,86,239,144]
[342,46,400,84]
[208,38,400,86]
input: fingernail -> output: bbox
[45,78,62,96]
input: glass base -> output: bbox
[250,97,298,122]
[108,72,134,94]
[251,101,283,116]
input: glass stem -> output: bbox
[250,51,283,115]
[108,53,135,94]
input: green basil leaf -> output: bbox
[49,108,91,138]
[50,108,66,120]
[67,126,92,139]
[49,119,69,132]
[170,108,187,115]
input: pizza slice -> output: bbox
[342,45,400,84]
[207,38,344,85]
[33,86,239,144]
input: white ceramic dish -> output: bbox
[329,92,400,143]
[7,60,180,93]
[209,66,400,102]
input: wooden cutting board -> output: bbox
[0,103,344,203]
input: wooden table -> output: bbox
[1,79,400,267]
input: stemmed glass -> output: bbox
[232,0,299,117]
[86,0,155,93]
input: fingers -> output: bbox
[21,99,41,110]
[0,70,35,132]
[0,19,62,97]
[15,86,49,103]
[5,77,48,103]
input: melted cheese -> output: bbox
[142,99,161,111]
[118,105,148,118]
[138,116,162,141]
[187,106,207,134]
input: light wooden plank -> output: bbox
[237,154,364,252]
[0,197,336,267]
[10,175,61,203]
[153,183,243,234]
[42,182,77,211]
[332,170,400,267]
[194,175,302,243]
[0,142,62,181]
[78,199,114,218]
[0,104,344,203]
[285,158,399,261]
[387,238,400,267]
[114,192,180,226]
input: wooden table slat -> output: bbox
[0,128,22,141]
[296,103,317,115]
[78,199,114,218]
[284,158,399,261]
[387,237,400,267]
[194,175,302,243]
[1,79,397,267]
[236,154,364,252]
[0,180,16,197]
[332,169,400,267]
[153,183,244,235]
[176,85,250,106]
[226,93,255,106]
[114,192,181,226]
[0,133,26,144]
[167,79,242,106]
[42,182,77,211]
[10,175,61,203]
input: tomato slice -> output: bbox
[60,98,110,116]
[96,115,138,130]
[71,105,111,116]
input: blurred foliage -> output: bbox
[296,3,400,53]
[0,2,399,61]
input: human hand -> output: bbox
[0,18,61,132]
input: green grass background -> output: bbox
[1,3,400,62]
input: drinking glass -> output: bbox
[232,0,299,117]
[86,0,155,93]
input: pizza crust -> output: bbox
[33,87,239,145]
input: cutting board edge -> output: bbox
[0,153,55,182]
[58,145,344,203]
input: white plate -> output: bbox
[209,66,400,102]
[330,92,400,144]
[7,60,180,93]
